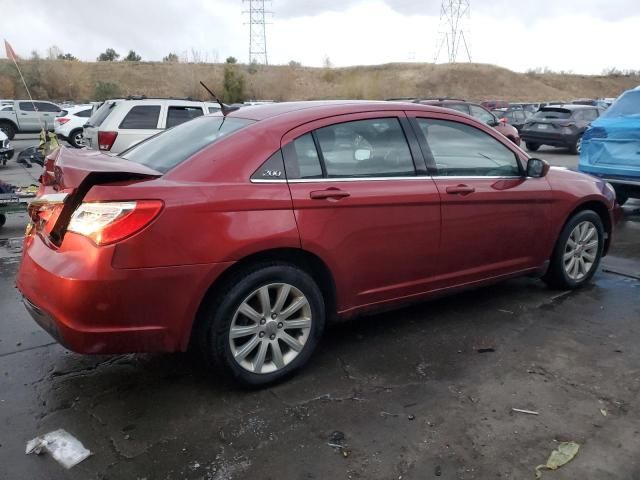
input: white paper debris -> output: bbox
[26,429,91,469]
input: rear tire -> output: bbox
[0,122,16,140]
[68,129,84,148]
[543,210,604,290]
[0,214,5,228]
[526,142,540,152]
[197,262,325,387]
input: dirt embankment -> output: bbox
[0,60,638,102]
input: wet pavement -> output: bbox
[1,142,639,479]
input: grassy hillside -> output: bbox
[0,59,638,103]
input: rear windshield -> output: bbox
[121,115,254,173]
[601,91,640,118]
[88,101,117,127]
[533,108,571,120]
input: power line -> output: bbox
[434,0,472,63]
[243,0,272,65]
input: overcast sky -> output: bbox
[2,0,639,74]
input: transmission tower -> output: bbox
[434,0,472,63]
[243,0,271,65]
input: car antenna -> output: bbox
[199,81,238,116]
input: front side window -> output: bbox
[314,118,415,178]
[119,105,161,129]
[35,102,61,113]
[19,102,35,112]
[470,105,495,125]
[416,118,520,177]
[166,106,204,128]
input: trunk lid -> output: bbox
[33,147,161,246]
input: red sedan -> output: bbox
[17,101,619,386]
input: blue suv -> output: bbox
[579,87,640,205]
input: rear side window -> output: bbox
[287,133,323,179]
[121,115,254,173]
[89,101,117,127]
[315,118,415,178]
[208,106,221,114]
[166,106,204,128]
[75,108,92,118]
[251,150,286,181]
[119,105,161,129]
[416,118,520,177]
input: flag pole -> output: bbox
[4,39,45,131]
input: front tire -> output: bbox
[526,142,540,152]
[569,135,582,155]
[198,262,325,387]
[543,210,604,289]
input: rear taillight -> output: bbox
[98,131,118,151]
[67,200,163,246]
[57,118,70,125]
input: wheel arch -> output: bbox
[562,200,612,255]
[0,118,18,131]
[188,247,337,349]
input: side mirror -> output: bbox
[526,158,550,178]
[354,148,371,161]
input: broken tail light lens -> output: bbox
[67,200,163,246]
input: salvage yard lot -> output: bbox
[1,138,639,479]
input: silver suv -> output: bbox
[83,97,221,154]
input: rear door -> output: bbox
[35,102,61,130]
[409,111,552,286]
[283,111,441,313]
[110,104,162,154]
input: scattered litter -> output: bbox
[535,441,580,479]
[435,465,442,476]
[328,431,345,444]
[498,309,514,314]
[380,411,399,417]
[512,408,539,416]
[600,408,608,417]
[25,429,91,469]
[327,431,350,457]
[407,414,415,421]
[476,348,495,353]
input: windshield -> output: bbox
[601,91,640,118]
[121,115,254,173]
[533,108,571,120]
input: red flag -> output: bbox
[4,40,17,61]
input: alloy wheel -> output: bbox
[563,221,599,281]
[229,283,312,374]
[73,131,85,147]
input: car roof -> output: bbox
[540,104,595,110]
[226,100,451,122]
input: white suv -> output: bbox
[83,98,222,154]
[54,104,95,148]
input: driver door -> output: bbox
[409,112,552,286]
